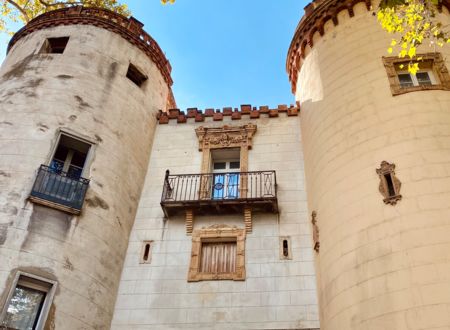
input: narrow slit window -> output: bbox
[279,236,292,260]
[282,239,289,257]
[140,241,153,264]
[126,63,148,87]
[41,37,69,54]
[384,173,396,197]
[376,161,402,205]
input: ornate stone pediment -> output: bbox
[195,124,257,151]
[376,161,402,205]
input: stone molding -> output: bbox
[311,211,320,253]
[286,0,450,94]
[157,104,299,124]
[382,52,450,95]
[187,225,246,282]
[376,161,402,205]
[7,6,173,88]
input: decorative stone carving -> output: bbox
[312,211,320,253]
[376,161,402,205]
[244,207,252,233]
[188,225,246,282]
[185,209,194,235]
[382,53,450,96]
[195,124,257,153]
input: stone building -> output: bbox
[0,0,450,329]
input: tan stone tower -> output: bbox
[0,7,173,329]
[287,0,450,329]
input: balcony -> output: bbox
[161,170,278,217]
[29,165,90,214]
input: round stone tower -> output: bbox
[0,7,173,329]
[287,1,450,329]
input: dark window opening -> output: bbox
[384,173,396,197]
[41,37,69,54]
[143,243,151,262]
[283,239,289,257]
[50,135,90,180]
[3,275,54,330]
[126,63,147,87]
[417,72,432,86]
[398,73,414,88]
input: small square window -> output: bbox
[383,53,450,96]
[416,72,432,86]
[126,63,147,87]
[0,273,57,330]
[398,73,414,88]
[40,37,69,54]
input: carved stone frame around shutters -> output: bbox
[383,52,450,96]
[376,161,402,205]
[187,225,246,282]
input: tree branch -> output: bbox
[6,0,30,22]
[38,0,84,8]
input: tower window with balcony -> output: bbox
[211,148,240,200]
[0,273,57,330]
[383,53,450,95]
[29,132,92,214]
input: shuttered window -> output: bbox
[200,242,236,274]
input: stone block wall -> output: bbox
[112,113,320,329]
[292,1,450,329]
[0,22,169,329]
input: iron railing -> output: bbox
[30,165,90,212]
[161,170,277,208]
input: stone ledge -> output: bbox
[157,104,300,124]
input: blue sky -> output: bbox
[0,1,309,110]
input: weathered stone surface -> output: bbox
[0,20,169,329]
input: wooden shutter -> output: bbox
[200,242,236,274]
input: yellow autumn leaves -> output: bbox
[0,0,129,35]
[377,0,450,74]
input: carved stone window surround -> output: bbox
[188,225,246,282]
[383,53,450,96]
[183,124,257,235]
[195,123,257,175]
[376,161,402,205]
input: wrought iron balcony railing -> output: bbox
[29,165,90,214]
[161,170,278,216]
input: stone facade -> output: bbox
[111,113,320,329]
[2,0,450,329]
[0,8,170,329]
[287,1,450,329]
